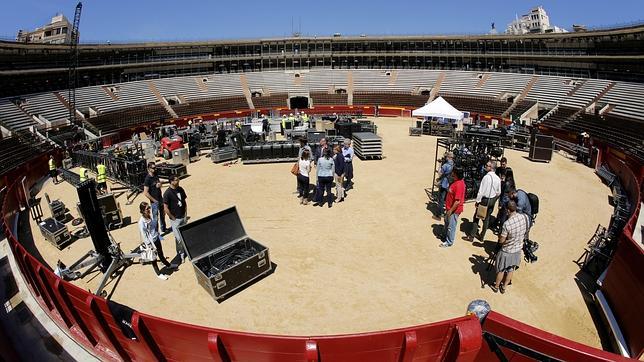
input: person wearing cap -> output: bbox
[433,151,454,220]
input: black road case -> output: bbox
[210,146,238,163]
[178,207,272,301]
[49,199,66,222]
[97,193,123,229]
[155,163,188,179]
[39,217,71,249]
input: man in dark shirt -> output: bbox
[143,162,167,233]
[163,175,188,263]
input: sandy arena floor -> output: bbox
[27,117,612,347]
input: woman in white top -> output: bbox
[138,201,173,279]
[297,150,313,205]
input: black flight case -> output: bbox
[39,217,71,249]
[155,163,188,179]
[178,206,272,301]
[97,193,123,229]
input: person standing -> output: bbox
[315,148,335,207]
[432,151,454,221]
[163,175,188,263]
[298,138,312,159]
[465,161,501,242]
[508,187,532,227]
[297,150,313,205]
[492,201,529,293]
[342,139,354,189]
[96,160,108,194]
[143,162,168,234]
[333,145,346,202]
[79,166,88,182]
[314,137,329,163]
[138,202,173,280]
[48,155,58,184]
[492,171,515,232]
[440,168,465,248]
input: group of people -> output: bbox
[140,162,189,279]
[433,155,533,294]
[295,137,354,208]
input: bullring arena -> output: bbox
[29,116,613,343]
[0,8,643,361]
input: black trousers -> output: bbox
[471,196,498,240]
[151,238,172,275]
[297,174,310,198]
[316,176,334,205]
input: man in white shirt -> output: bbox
[464,161,501,242]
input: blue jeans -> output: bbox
[437,187,448,216]
[150,201,167,232]
[170,217,187,257]
[316,176,334,205]
[444,212,459,246]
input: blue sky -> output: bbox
[1,1,642,42]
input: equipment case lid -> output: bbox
[178,206,248,261]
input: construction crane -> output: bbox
[67,2,82,133]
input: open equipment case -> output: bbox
[178,206,272,301]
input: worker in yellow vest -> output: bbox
[281,115,287,135]
[79,167,87,182]
[96,161,107,194]
[302,112,309,128]
[48,155,58,183]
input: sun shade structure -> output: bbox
[412,96,464,120]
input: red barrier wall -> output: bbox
[478,312,631,361]
[1,132,638,361]
[597,151,643,358]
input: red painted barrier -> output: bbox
[598,152,643,358]
[1,136,638,361]
[479,312,631,361]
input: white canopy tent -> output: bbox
[412,97,463,120]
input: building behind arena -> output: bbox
[0,11,642,361]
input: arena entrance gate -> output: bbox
[289,96,309,109]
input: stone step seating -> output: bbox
[0,99,38,131]
[310,92,348,106]
[22,92,69,122]
[526,76,575,106]
[87,104,171,134]
[171,96,249,118]
[353,92,427,107]
[0,130,54,174]
[440,94,511,117]
[599,81,644,121]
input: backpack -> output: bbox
[527,193,539,215]
[523,239,539,263]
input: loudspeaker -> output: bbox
[76,180,112,269]
[529,134,553,163]
[533,134,553,148]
